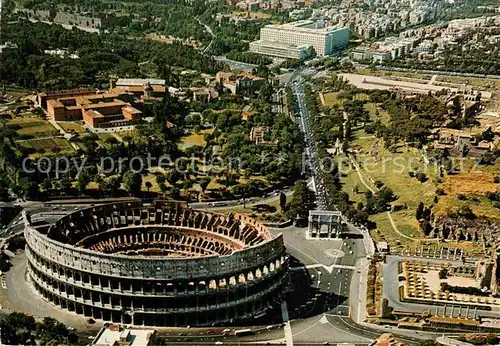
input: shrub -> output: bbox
[415,172,427,183]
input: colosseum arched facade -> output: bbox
[24,200,289,326]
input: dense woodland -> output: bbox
[0,19,226,90]
[0,313,79,345]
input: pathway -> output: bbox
[347,154,414,241]
[47,119,79,151]
[281,301,293,346]
[428,74,438,85]
[196,17,215,54]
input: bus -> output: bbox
[234,329,254,337]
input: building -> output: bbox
[92,325,156,346]
[111,78,167,99]
[215,72,265,95]
[250,20,350,58]
[42,91,143,128]
[38,79,169,128]
[23,200,289,326]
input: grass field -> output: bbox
[364,102,390,124]
[8,117,58,138]
[19,137,75,155]
[322,92,342,107]
[115,130,141,143]
[321,92,369,107]
[433,164,500,220]
[58,121,85,133]
[96,133,121,149]
[346,132,500,249]
[346,135,438,247]
[179,129,213,150]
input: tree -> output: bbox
[285,180,312,219]
[156,175,166,185]
[167,169,181,186]
[279,192,286,212]
[59,175,72,194]
[415,172,427,183]
[122,171,142,196]
[416,202,424,220]
[439,268,448,279]
[0,312,36,345]
[199,177,211,195]
[145,181,153,193]
[381,298,394,319]
[77,169,91,195]
[18,177,40,200]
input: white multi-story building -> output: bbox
[250,20,350,58]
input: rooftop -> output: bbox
[92,325,155,346]
[116,78,166,87]
[263,20,348,35]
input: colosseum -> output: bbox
[23,200,289,326]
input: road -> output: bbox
[214,56,257,72]
[291,79,328,210]
[272,226,438,345]
[195,17,214,54]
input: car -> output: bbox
[207,329,216,335]
[222,328,231,335]
[215,342,223,345]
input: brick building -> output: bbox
[216,72,266,95]
[38,79,168,128]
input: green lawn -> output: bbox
[364,102,390,124]
[58,121,85,133]
[19,137,75,155]
[8,117,58,138]
[433,162,500,220]
[321,92,342,107]
[179,129,213,150]
[347,135,439,248]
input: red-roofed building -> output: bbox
[216,71,266,95]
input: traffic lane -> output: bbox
[272,227,345,266]
[326,268,351,316]
[291,315,372,344]
[335,317,425,346]
[327,316,379,341]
